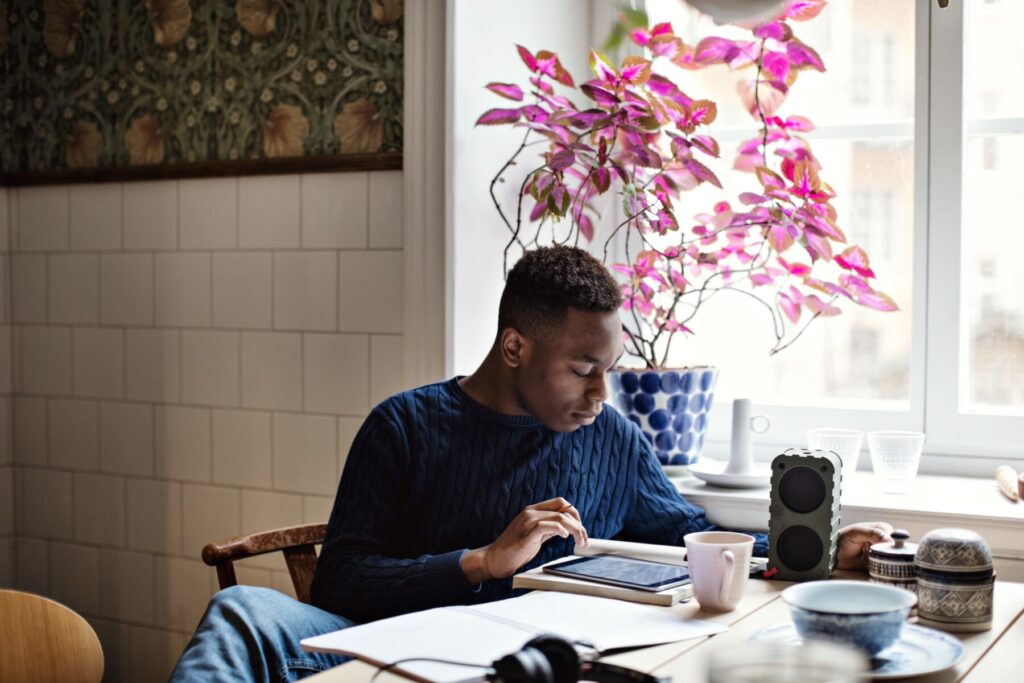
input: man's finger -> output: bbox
[530,497,571,512]
[558,505,589,548]
[530,520,570,542]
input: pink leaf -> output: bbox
[694,37,739,65]
[767,224,795,252]
[754,21,792,42]
[779,292,802,324]
[589,49,619,83]
[685,159,722,188]
[475,108,521,126]
[516,45,538,72]
[835,245,876,278]
[689,135,720,158]
[787,39,825,71]
[783,115,815,132]
[739,192,766,205]
[485,82,524,101]
[762,52,790,81]
[784,1,827,21]
[579,214,594,241]
[750,273,775,287]
[580,83,620,107]
[855,289,899,312]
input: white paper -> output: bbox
[576,538,687,566]
[302,591,726,683]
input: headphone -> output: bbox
[489,635,668,683]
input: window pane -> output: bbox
[962,2,1024,412]
[643,1,914,405]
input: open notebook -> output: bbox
[301,591,726,683]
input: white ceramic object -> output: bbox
[751,622,965,679]
[688,459,772,488]
[683,531,754,611]
[726,398,770,475]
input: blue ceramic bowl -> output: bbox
[782,580,917,654]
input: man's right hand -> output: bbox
[461,497,589,585]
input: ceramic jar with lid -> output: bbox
[868,529,917,594]
[914,528,994,632]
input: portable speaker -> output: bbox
[767,448,842,581]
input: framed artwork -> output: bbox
[0,0,403,185]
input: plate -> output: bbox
[686,459,771,488]
[750,622,965,679]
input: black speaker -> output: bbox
[767,448,842,581]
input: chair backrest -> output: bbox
[0,589,104,683]
[202,522,328,603]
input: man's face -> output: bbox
[512,308,623,432]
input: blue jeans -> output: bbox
[169,586,356,682]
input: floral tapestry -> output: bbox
[0,0,403,182]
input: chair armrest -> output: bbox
[201,523,328,566]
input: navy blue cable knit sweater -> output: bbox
[310,378,768,623]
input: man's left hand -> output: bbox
[837,522,893,570]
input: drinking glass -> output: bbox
[806,428,863,483]
[867,431,925,494]
[707,641,867,683]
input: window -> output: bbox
[636,0,1023,466]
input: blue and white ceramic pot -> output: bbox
[608,367,719,467]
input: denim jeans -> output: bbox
[169,585,356,682]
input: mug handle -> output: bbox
[719,550,735,605]
[750,414,770,434]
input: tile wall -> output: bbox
[1,171,405,681]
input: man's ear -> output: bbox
[499,328,529,368]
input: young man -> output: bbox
[171,246,890,681]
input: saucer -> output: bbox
[750,622,965,679]
[686,459,771,488]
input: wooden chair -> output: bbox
[0,589,105,683]
[201,522,328,604]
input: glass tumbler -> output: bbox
[806,428,863,484]
[867,431,925,494]
[707,641,867,683]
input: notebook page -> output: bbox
[462,591,726,651]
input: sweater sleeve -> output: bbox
[620,427,769,557]
[310,408,481,622]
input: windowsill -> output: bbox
[671,470,1024,564]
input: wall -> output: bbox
[2,171,403,681]
[1,187,12,586]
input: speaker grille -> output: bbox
[777,525,824,571]
[779,466,825,513]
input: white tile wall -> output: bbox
[12,254,48,323]
[100,402,154,476]
[100,253,154,325]
[238,175,300,248]
[182,331,239,407]
[211,409,271,488]
[48,254,99,324]
[16,186,69,252]
[212,252,272,329]
[272,413,337,495]
[125,329,181,402]
[179,178,237,250]
[73,472,126,547]
[301,173,368,248]
[49,399,99,470]
[240,332,301,411]
[124,181,178,251]
[303,334,370,415]
[20,326,72,395]
[273,251,337,331]
[50,541,101,616]
[338,251,404,333]
[8,172,404,682]
[156,253,211,327]
[13,397,47,466]
[73,327,125,399]
[126,479,182,555]
[155,406,211,482]
[70,184,122,251]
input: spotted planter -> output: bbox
[608,367,719,467]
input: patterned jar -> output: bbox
[608,367,718,468]
[914,528,994,632]
[868,529,918,596]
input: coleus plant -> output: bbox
[477,0,897,369]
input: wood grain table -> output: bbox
[308,578,1024,682]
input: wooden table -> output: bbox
[309,578,1024,682]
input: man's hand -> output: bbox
[461,497,589,584]
[837,521,893,570]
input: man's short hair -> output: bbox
[498,245,623,340]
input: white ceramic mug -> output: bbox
[683,531,755,611]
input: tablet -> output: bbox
[542,554,691,592]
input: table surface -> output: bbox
[308,577,1024,682]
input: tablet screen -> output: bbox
[542,555,691,592]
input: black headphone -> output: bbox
[489,635,668,683]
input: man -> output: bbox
[171,246,890,681]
